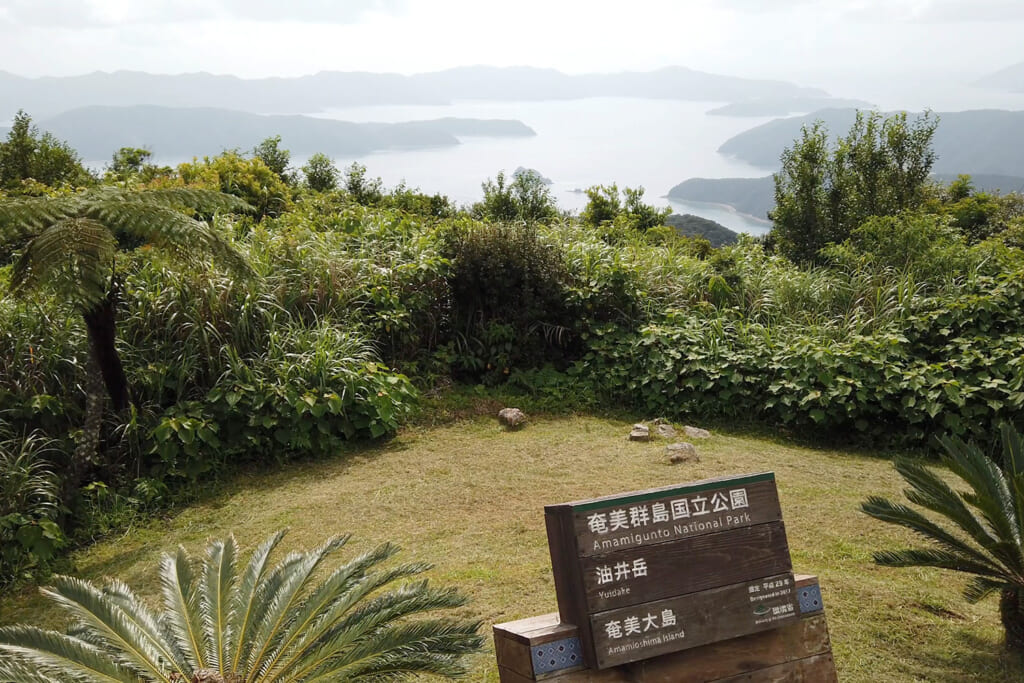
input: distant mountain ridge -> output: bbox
[706,96,873,117]
[0,66,827,119]
[975,62,1024,92]
[717,108,1024,177]
[18,106,535,160]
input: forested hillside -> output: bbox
[1,110,1022,616]
[11,106,535,159]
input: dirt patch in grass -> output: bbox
[2,415,1022,681]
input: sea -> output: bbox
[83,79,1024,237]
[301,80,1024,236]
[305,98,778,235]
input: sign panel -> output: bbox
[545,472,793,669]
[579,521,791,612]
[589,573,801,669]
[563,473,782,557]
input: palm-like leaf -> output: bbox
[0,532,482,682]
[861,424,1024,650]
[0,186,253,410]
[1,186,252,307]
[10,218,118,309]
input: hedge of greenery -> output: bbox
[2,158,1023,587]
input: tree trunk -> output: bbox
[69,355,105,495]
[1000,587,1024,652]
[82,293,131,412]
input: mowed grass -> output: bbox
[2,415,1023,682]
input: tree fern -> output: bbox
[0,531,483,682]
[0,186,251,427]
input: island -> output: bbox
[22,105,536,160]
[718,108,1024,177]
[665,214,739,247]
[707,97,873,117]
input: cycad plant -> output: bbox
[0,531,483,682]
[862,423,1024,651]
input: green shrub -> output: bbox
[473,170,557,224]
[151,327,415,481]
[442,220,572,379]
[341,161,382,203]
[0,432,65,586]
[571,268,1024,449]
[302,152,340,193]
[176,152,292,218]
[823,213,980,281]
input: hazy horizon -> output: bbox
[4,0,1024,233]
[1,0,1022,104]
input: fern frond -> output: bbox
[278,573,463,681]
[302,619,484,682]
[241,535,349,681]
[258,544,411,680]
[873,547,1009,579]
[85,200,251,277]
[893,457,1005,556]
[135,188,254,215]
[861,496,1003,573]
[940,435,1021,545]
[0,195,78,242]
[39,576,178,681]
[9,218,116,309]
[964,576,1009,604]
[1003,424,1024,479]
[243,533,365,679]
[99,578,190,677]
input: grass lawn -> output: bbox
[2,414,1022,682]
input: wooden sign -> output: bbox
[590,573,800,669]
[564,473,783,558]
[492,574,836,682]
[579,521,791,612]
[545,472,795,669]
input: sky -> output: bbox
[0,0,1021,93]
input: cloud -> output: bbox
[0,0,407,27]
[0,0,107,28]
[713,0,816,11]
[216,0,407,23]
[914,0,1024,22]
[841,0,1024,23]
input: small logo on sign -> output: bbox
[753,605,770,616]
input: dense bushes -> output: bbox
[2,162,1024,589]
[0,201,423,585]
[0,432,65,584]
[569,242,1024,448]
[441,220,574,380]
